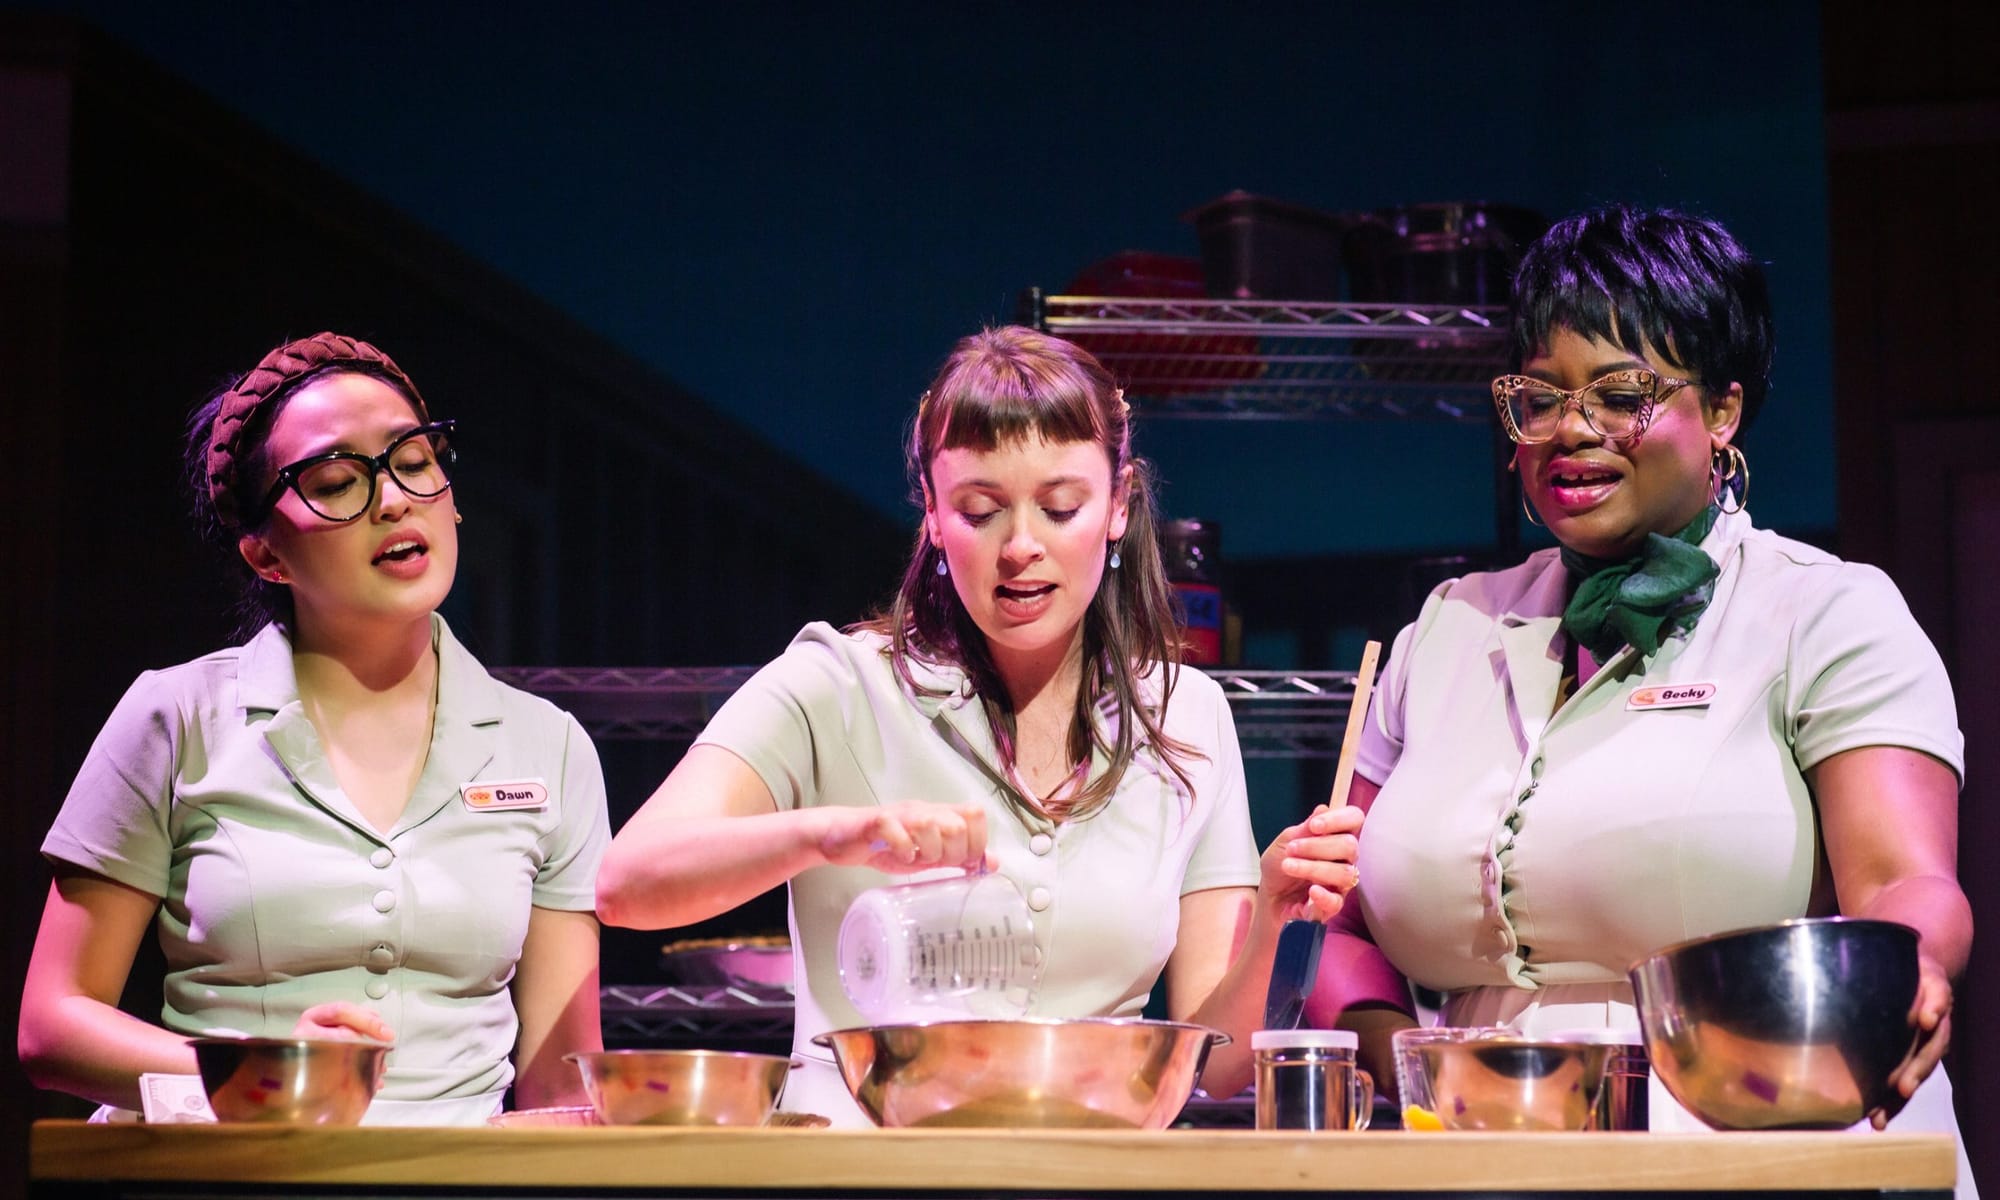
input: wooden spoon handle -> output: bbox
[1326,640,1382,811]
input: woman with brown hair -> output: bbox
[598,325,1361,1125]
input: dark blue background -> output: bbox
[43,0,1829,556]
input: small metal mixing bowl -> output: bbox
[1629,917,1920,1130]
[811,1017,1225,1129]
[190,1037,389,1125]
[1408,1035,1613,1131]
[659,936,794,992]
[566,1049,794,1126]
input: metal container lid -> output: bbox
[1251,1028,1358,1051]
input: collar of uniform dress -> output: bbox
[1557,504,1721,662]
[235,613,503,727]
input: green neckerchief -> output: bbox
[1559,505,1721,663]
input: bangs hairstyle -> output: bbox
[861,325,1198,819]
[913,329,1118,468]
[1509,205,1775,433]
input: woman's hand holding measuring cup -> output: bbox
[1260,803,1365,923]
[814,801,994,875]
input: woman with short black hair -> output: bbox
[1311,207,1974,1182]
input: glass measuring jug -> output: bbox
[836,870,1041,1023]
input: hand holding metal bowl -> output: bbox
[190,1036,389,1125]
[1628,917,1921,1130]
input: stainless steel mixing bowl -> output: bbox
[1628,917,1920,1130]
[1408,1035,1613,1131]
[659,936,794,991]
[190,1037,389,1125]
[566,1049,794,1126]
[812,1017,1225,1129]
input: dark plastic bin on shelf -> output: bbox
[1184,190,1348,301]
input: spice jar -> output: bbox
[1162,517,1224,666]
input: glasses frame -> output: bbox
[1491,369,1693,445]
[252,419,458,524]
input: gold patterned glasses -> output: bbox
[1491,369,1692,445]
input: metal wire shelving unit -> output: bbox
[1025,291,1523,552]
[600,983,797,1048]
[1023,293,1510,421]
[491,665,1361,760]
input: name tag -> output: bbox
[1627,682,1717,711]
[461,779,548,812]
[139,1073,217,1124]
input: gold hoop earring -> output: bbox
[1519,488,1545,528]
[1712,444,1749,515]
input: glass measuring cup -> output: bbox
[836,870,1041,1023]
[1391,1025,1507,1130]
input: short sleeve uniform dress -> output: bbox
[695,622,1262,1126]
[1355,507,1975,1192]
[42,615,611,1126]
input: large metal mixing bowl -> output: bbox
[1408,1036,1613,1131]
[1628,917,1920,1130]
[812,1017,1225,1129]
[191,1037,389,1125]
[567,1049,794,1126]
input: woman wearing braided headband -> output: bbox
[20,333,611,1125]
[1304,207,1974,1186]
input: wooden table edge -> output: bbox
[30,1121,1959,1192]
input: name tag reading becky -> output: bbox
[461,779,549,812]
[1627,682,1717,711]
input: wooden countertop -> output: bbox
[30,1120,1957,1194]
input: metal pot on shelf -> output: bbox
[1341,202,1548,378]
[1342,201,1548,308]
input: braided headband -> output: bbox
[206,332,429,528]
